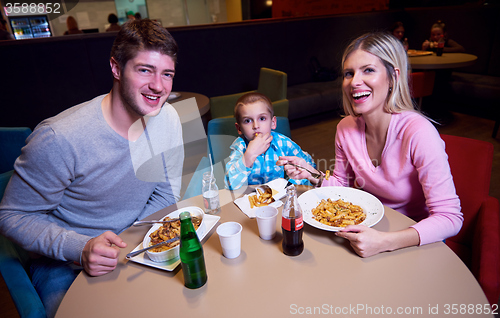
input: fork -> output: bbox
[285,162,322,179]
[132,219,179,226]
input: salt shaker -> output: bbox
[202,172,221,215]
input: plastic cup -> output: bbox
[254,206,278,240]
[216,222,242,259]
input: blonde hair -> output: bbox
[341,32,416,117]
[234,92,274,124]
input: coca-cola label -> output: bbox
[282,216,303,231]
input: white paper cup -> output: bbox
[254,206,278,240]
[216,222,242,259]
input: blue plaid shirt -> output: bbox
[224,131,315,190]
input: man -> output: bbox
[0,19,183,317]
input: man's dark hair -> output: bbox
[110,19,178,70]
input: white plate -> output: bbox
[167,92,181,101]
[127,213,220,271]
[298,186,384,232]
[407,50,433,57]
[143,207,205,263]
[233,178,288,218]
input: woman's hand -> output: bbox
[335,226,420,258]
[277,156,319,183]
[335,225,389,258]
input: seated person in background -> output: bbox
[422,20,465,53]
[389,21,405,41]
[283,32,463,258]
[0,18,14,41]
[106,13,121,32]
[63,16,83,35]
[224,92,316,190]
[389,21,408,50]
[0,19,183,317]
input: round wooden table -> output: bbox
[409,53,477,70]
[169,92,210,116]
[169,91,211,132]
[56,188,493,318]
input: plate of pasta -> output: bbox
[298,186,384,232]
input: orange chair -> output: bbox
[440,134,500,305]
[409,71,435,108]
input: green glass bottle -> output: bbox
[179,211,207,289]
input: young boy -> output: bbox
[224,92,316,190]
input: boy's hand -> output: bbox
[243,132,272,168]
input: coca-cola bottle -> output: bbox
[281,185,304,256]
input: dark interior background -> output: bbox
[1,3,498,130]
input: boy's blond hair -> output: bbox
[234,92,274,124]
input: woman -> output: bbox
[280,32,462,258]
[63,16,83,35]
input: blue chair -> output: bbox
[207,116,291,166]
[0,127,46,318]
[0,127,32,174]
[182,117,292,200]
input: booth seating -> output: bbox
[0,127,47,318]
[447,73,500,138]
[287,79,343,120]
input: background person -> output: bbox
[0,18,14,40]
[106,13,121,32]
[283,32,462,258]
[0,19,184,317]
[389,21,405,41]
[63,16,83,35]
[422,20,465,53]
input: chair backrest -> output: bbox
[409,71,435,99]
[0,127,32,174]
[440,134,494,247]
[207,116,291,165]
[209,67,289,119]
[257,67,287,102]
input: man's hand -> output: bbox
[81,231,127,276]
[243,132,273,167]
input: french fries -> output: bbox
[312,198,365,227]
[248,187,275,208]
